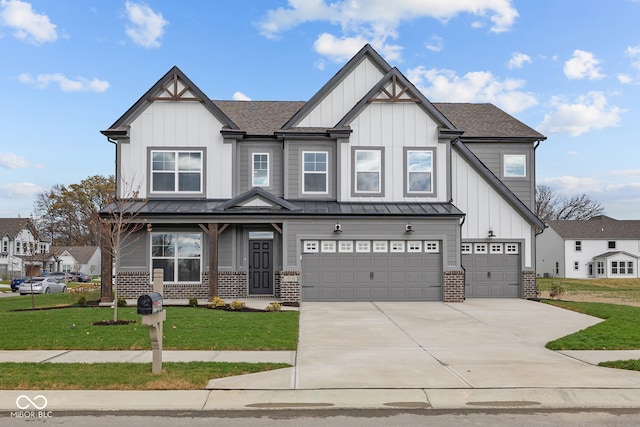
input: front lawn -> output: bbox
[0,292,299,351]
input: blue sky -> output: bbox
[1,0,639,219]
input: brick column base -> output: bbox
[279,270,300,305]
[522,270,537,299]
[443,270,465,302]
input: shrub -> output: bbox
[266,302,281,312]
[77,295,87,307]
[188,295,199,307]
[229,300,245,311]
[212,296,226,307]
[549,282,566,300]
[117,297,127,307]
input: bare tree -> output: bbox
[536,184,605,222]
[100,182,147,322]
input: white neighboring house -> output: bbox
[537,215,640,279]
[49,246,101,277]
[0,217,50,279]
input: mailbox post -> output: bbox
[137,292,166,374]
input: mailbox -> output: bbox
[137,292,163,315]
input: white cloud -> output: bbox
[124,1,168,48]
[232,91,251,101]
[0,0,57,44]
[0,152,30,168]
[425,35,443,52]
[618,73,632,84]
[19,73,109,92]
[564,50,605,80]
[566,150,579,156]
[407,66,537,114]
[507,52,531,69]
[0,182,42,198]
[537,92,624,137]
[259,0,518,62]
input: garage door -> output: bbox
[462,242,520,297]
[301,240,442,301]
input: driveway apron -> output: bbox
[294,299,640,389]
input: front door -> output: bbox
[249,240,273,295]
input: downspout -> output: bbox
[459,214,466,301]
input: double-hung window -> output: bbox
[302,151,328,194]
[252,153,269,187]
[406,149,434,194]
[151,232,202,282]
[503,154,526,178]
[151,150,202,193]
[354,148,383,195]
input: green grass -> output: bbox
[0,291,299,351]
[537,278,640,304]
[544,300,640,350]
[0,362,289,390]
[599,360,640,371]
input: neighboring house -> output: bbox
[99,45,545,303]
[49,246,101,277]
[0,217,50,278]
[537,215,640,279]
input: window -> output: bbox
[2,239,7,252]
[407,241,422,252]
[321,241,336,253]
[490,243,503,254]
[503,154,526,177]
[303,241,319,253]
[608,241,616,249]
[505,243,519,254]
[425,241,439,253]
[151,150,202,193]
[302,152,328,193]
[474,243,487,254]
[252,153,269,187]
[356,241,371,253]
[597,261,605,275]
[619,262,627,275]
[339,241,353,253]
[574,261,579,271]
[406,149,433,194]
[390,241,405,253]
[628,262,634,275]
[373,241,388,252]
[354,149,382,194]
[575,241,582,252]
[461,243,472,254]
[612,261,619,274]
[151,232,201,283]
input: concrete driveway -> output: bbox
[208,299,640,390]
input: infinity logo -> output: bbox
[16,395,48,410]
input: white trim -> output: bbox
[373,241,388,253]
[407,241,422,252]
[251,152,269,187]
[303,241,319,253]
[321,241,336,253]
[302,151,328,194]
[424,241,440,253]
[339,241,354,253]
[356,240,371,253]
[390,241,405,253]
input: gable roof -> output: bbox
[548,216,640,239]
[592,250,640,260]
[50,246,100,264]
[213,101,305,135]
[434,103,545,141]
[215,187,302,212]
[0,218,36,239]
[102,66,238,138]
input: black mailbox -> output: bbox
[137,292,163,315]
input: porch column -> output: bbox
[100,224,113,303]
[208,223,218,301]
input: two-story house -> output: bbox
[99,45,545,304]
[49,246,101,277]
[537,215,640,278]
[0,217,50,278]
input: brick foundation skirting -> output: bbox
[522,270,537,299]
[443,270,465,302]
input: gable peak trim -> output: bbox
[148,72,203,102]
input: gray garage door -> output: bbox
[462,243,521,297]
[302,250,442,302]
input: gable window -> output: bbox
[354,148,383,195]
[151,232,201,283]
[151,150,202,193]
[252,153,269,187]
[608,241,616,249]
[503,154,526,178]
[302,152,328,194]
[575,241,582,252]
[405,149,434,195]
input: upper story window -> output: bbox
[405,149,434,195]
[503,154,526,178]
[302,152,328,194]
[151,150,202,193]
[354,148,383,195]
[575,241,582,252]
[2,239,7,253]
[608,241,616,249]
[252,153,269,187]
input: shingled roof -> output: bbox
[548,216,640,239]
[50,246,100,264]
[0,218,36,239]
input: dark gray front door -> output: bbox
[249,240,273,295]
